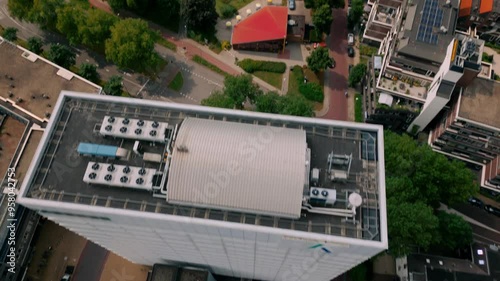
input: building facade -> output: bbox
[18,92,388,281]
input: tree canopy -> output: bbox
[312,4,333,35]
[307,47,334,73]
[105,19,159,71]
[79,9,118,49]
[384,131,478,256]
[348,63,366,87]
[2,27,18,42]
[181,0,218,33]
[201,90,235,109]
[47,44,76,69]
[348,0,364,29]
[27,37,43,54]
[104,75,123,96]
[78,63,100,84]
[56,5,85,45]
[223,74,262,109]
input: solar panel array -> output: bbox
[416,0,444,45]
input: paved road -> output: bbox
[72,241,109,281]
[323,7,349,121]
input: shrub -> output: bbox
[220,4,237,19]
[221,40,231,50]
[237,59,286,73]
[299,82,324,102]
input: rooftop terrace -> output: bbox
[20,92,386,242]
[0,39,101,120]
[459,77,500,129]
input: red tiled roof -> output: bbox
[459,0,473,17]
[479,0,493,14]
[232,6,288,45]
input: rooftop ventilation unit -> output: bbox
[108,116,115,123]
[311,168,320,185]
[83,162,156,191]
[123,166,131,174]
[309,188,336,205]
[107,164,115,172]
[99,116,168,143]
[92,163,100,170]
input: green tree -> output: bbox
[7,0,33,21]
[104,75,123,96]
[78,63,100,83]
[347,0,364,29]
[279,95,314,117]
[79,9,118,49]
[312,4,333,35]
[29,0,64,30]
[306,47,334,72]
[105,19,158,71]
[56,5,85,45]
[27,37,43,54]
[435,211,473,251]
[107,0,126,11]
[223,74,262,109]
[348,63,366,87]
[181,0,218,33]
[255,92,282,114]
[315,0,345,9]
[201,91,235,109]
[2,27,18,42]
[47,44,76,69]
[387,200,440,257]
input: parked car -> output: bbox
[348,33,354,46]
[289,0,296,10]
[328,58,335,68]
[468,197,484,207]
[348,47,355,57]
[484,204,500,217]
[61,266,74,281]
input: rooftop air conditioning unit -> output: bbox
[88,172,97,179]
[120,127,127,133]
[108,116,115,123]
[135,128,142,135]
[105,125,113,132]
[152,121,159,128]
[137,120,145,127]
[120,176,129,183]
[107,164,115,172]
[123,166,131,174]
[136,178,144,185]
[122,118,130,125]
[309,188,336,205]
[149,130,157,137]
[104,174,112,181]
[138,168,147,176]
[92,163,100,170]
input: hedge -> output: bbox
[299,82,323,102]
[220,4,237,19]
[238,59,286,74]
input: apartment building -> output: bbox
[17,91,388,281]
[457,0,500,44]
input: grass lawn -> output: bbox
[168,72,184,91]
[288,66,303,95]
[355,93,363,122]
[157,37,177,52]
[253,71,283,89]
[192,55,230,76]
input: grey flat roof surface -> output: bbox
[459,77,500,128]
[22,92,384,241]
[396,0,459,63]
[167,117,306,218]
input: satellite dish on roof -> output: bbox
[288,19,296,25]
[349,193,363,207]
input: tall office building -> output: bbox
[18,92,387,281]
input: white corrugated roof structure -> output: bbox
[167,118,307,218]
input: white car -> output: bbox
[348,33,354,46]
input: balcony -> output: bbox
[378,71,430,102]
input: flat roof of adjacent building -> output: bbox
[396,0,459,63]
[18,91,387,242]
[167,117,306,218]
[0,39,101,120]
[458,77,500,129]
